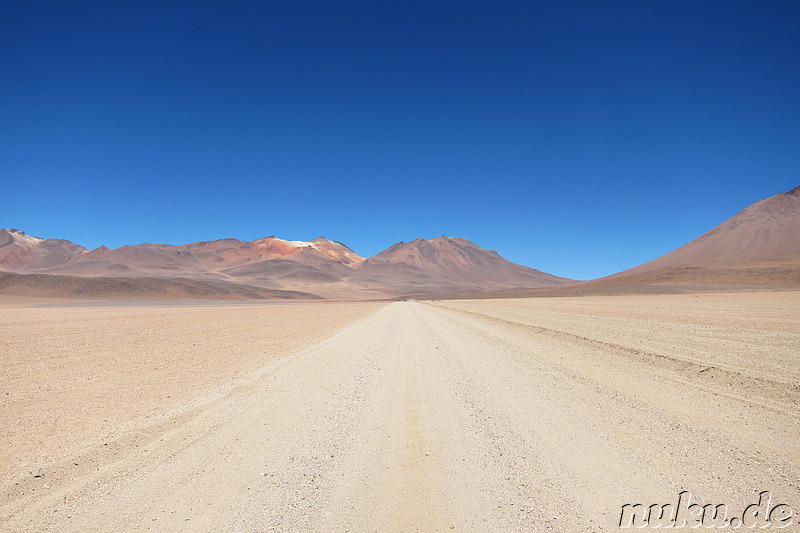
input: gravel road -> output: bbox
[2,296,798,532]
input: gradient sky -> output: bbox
[2,1,798,280]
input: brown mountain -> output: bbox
[493,185,800,297]
[0,231,567,299]
[353,236,572,296]
[0,229,87,270]
[25,235,363,278]
[626,185,800,273]
[591,185,800,290]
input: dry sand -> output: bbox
[1,293,798,531]
[0,300,386,481]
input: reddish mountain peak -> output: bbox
[0,229,86,271]
[383,236,498,259]
[7,228,32,236]
[2,228,44,246]
[307,237,364,264]
[359,235,570,292]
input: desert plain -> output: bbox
[1,292,798,532]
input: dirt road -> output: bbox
[2,295,799,531]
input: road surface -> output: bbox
[2,298,799,531]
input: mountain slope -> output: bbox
[544,185,800,294]
[354,236,572,296]
[0,272,321,300]
[0,229,88,270]
[627,186,800,273]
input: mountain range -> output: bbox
[1,186,798,299]
[0,232,570,299]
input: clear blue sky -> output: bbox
[2,1,798,280]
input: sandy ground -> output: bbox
[0,300,386,481]
[1,293,799,531]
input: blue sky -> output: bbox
[2,1,798,280]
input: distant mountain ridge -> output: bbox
[6,185,796,300]
[0,230,570,299]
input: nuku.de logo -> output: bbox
[619,491,794,529]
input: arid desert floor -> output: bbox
[1,293,799,531]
